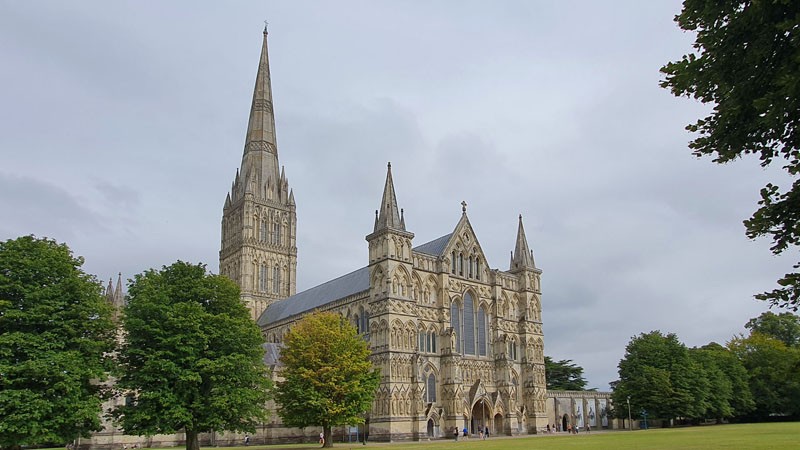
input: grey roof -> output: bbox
[413,233,452,256]
[258,266,370,326]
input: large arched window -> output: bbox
[426,373,437,403]
[273,220,281,245]
[463,293,475,355]
[260,219,268,242]
[272,265,280,293]
[358,306,369,336]
[259,264,267,292]
[450,301,461,353]
[477,306,487,356]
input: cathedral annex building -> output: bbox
[219,28,551,442]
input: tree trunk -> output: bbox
[185,429,200,450]
[323,425,332,448]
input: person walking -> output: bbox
[484,426,489,439]
[453,427,459,441]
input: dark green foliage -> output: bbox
[544,356,588,391]
[612,331,708,420]
[661,0,800,310]
[745,311,800,347]
[113,261,271,450]
[274,311,380,448]
[0,236,116,448]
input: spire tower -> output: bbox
[221,28,298,321]
[510,214,536,271]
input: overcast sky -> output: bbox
[1,1,793,389]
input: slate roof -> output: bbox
[413,233,452,256]
[258,266,370,326]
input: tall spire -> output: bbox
[240,28,281,197]
[511,215,536,270]
[374,162,404,232]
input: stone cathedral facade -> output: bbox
[221,29,551,442]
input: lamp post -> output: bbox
[626,396,632,431]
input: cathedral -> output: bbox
[219,28,550,442]
[85,27,615,449]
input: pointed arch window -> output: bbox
[451,252,457,274]
[476,258,481,281]
[426,373,437,403]
[468,256,474,278]
[458,253,464,276]
[259,264,268,292]
[273,220,281,245]
[272,265,280,294]
[463,293,475,355]
[478,306,487,356]
[450,301,461,353]
[260,219,268,242]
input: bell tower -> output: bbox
[220,27,297,320]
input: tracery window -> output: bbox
[478,307,487,356]
[463,293,475,355]
[259,264,268,292]
[272,265,280,293]
[450,301,461,353]
[426,373,437,403]
[260,219,268,242]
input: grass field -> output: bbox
[204,422,799,450]
[47,423,798,450]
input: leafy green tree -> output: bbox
[275,311,380,448]
[745,311,800,347]
[113,261,270,450]
[0,236,116,450]
[696,342,754,418]
[660,0,800,310]
[612,331,708,421]
[544,356,588,391]
[728,332,800,419]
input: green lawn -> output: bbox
[45,423,798,450]
[216,422,799,450]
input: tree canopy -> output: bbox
[544,356,589,391]
[728,331,800,419]
[660,0,800,310]
[612,331,707,421]
[112,261,270,450]
[0,236,116,449]
[745,311,800,347]
[274,311,380,448]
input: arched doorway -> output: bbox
[562,413,569,432]
[427,419,434,438]
[493,413,503,436]
[471,399,491,435]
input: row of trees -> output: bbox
[0,236,377,450]
[612,312,800,424]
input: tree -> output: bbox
[695,342,754,419]
[728,332,800,419]
[274,311,380,448]
[745,311,800,347]
[660,1,800,310]
[544,356,588,391]
[0,236,116,450]
[612,331,708,421]
[113,261,270,450]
